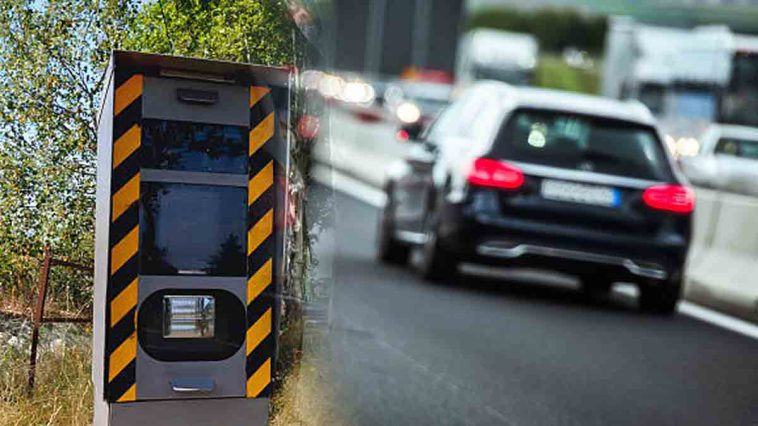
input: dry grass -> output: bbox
[270,326,350,426]
[0,330,92,426]
[0,296,33,319]
[270,357,346,426]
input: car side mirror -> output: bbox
[396,122,424,143]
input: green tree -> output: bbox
[468,7,608,54]
[0,0,136,306]
[122,0,298,65]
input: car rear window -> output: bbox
[492,109,673,181]
[715,137,758,160]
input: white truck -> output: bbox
[602,17,735,157]
[456,29,538,87]
[603,17,758,157]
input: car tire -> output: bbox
[376,190,410,265]
[579,277,613,301]
[639,275,682,315]
[417,225,458,283]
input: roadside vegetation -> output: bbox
[536,54,600,95]
[0,320,91,426]
[468,6,603,94]
[0,0,134,313]
[270,326,348,426]
[468,6,607,56]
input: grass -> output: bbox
[0,314,326,426]
[0,326,92,426]
[270,357,341,426]
[270,327,347,426]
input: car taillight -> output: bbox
[467,158,524,190]
[642,184,694,214]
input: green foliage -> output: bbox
[122,0,299,65]
[535,55,600,95]
[468,7,607,54]
[0,0,136,304]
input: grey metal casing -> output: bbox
[142,76,249,126]
[135,276,247,400]
[94,51,290,426]
[93,57,115,426]
[110,398,269,426]
[137,73,251,401]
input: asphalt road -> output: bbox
[308,185,758,426]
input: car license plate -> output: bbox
[541,179,621,208]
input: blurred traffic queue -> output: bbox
[301,67,454,128]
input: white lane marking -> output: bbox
[312,163,385,207]
[678,302,758,340]
[616,285,758,340]
[323,164,758,341]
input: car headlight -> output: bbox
[396,102,421,124]
[676,137,700,157]
[340,81,375,104]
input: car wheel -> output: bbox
[416,225,458,283]
[579,276,613,301]
[639,275,681,315]
[376,191,410,265]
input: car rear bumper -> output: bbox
[475,242,667,279]
[437,199,689,282]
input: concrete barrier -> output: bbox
[686,188,758,322]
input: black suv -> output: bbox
[377,83,693,314]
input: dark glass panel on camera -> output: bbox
[141,119,248,174]
[140,182,247,276]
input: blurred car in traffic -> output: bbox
[456,29,538,87]
[680,124,758,197]
[377,82,693,314]
[383,80,452,126]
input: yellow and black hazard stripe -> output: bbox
[105,72,143,403]
[246,85,277,399]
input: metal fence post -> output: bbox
[28,246,52,393]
